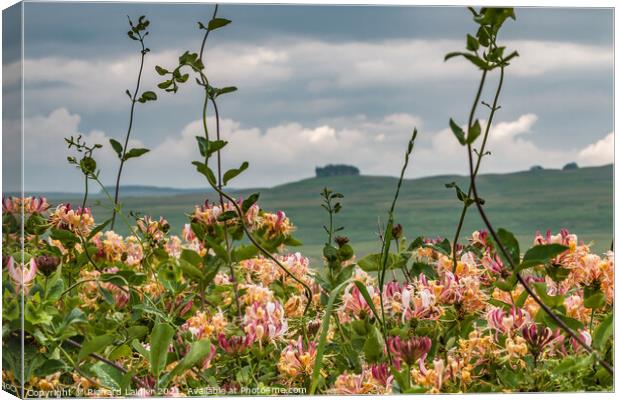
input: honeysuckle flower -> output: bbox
[2,196,16,214]
[201,343,218,370]
[486,307,531,337]
[407,284,442,320]
[182,310,227,340]
[388,335,431,367]
[284,295,305,318]
[458,330,496,366]
[258,210,293,239]
[243,301,288,344]
[7,257,37,294]
[278,252,313,287]
[569,329,592,353]
[240,283,274,305]
[101,231,126,262]
[521,324,563,359]
[164,235,182,259]
[338,283,381,322]
[277,336,317,380]
[368,363,393,393]
[418,272,461,305]
[534,228,577,248]
[2,196,49,215]
[564,293,590,323]
[412,358,447,392]
[470,230,489,246]
[383,280,413,318]
[329,370,376,395]
[49,203,95,236]
[481,252,508,277]
[136,216,169,244]
[213,272,231,285]
[218,333,256,355]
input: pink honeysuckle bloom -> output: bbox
[218,332,256,355]
[387,335,431,367]
[7,257,38,294]
[481,252,507,277]
[486,307,530,337]
[201,343,218,370]
[569,329,592,353]
[521,323,564,356]
[243,301,288,344]
[470,230,489,246]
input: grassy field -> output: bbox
[50,164,613,263]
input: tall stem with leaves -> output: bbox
[446,7,613,376]
[110,16,158,229]
[156,4,314,314]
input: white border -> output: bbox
[0,1,616,399]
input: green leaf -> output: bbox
[357,253,398,272]
[593,313,613,350]
[466,119,482,144]
[155,65,169,76]
[445,182,472,205]
[192,161,217,186]
[231,245,259,262]
[158,80,173,89]
[215,86,238,97]
[223,161,249,185]
[181,249,203,266]
[150,323,175,379]
[123,148,150,161]
[466,34,479,51]
[242,193,260,213]
[463,53,489,69]
[127,325,149,339]
[362,326,384,363]
[207,140,227,158]
[532,282,564,308]
[138,91,157,103]
[91,362,122,391]
[78,334,115,361]
[178,259,204,281]
[496,228,520,266]
[444,51,467,62]
[131,339,150,360]
[520,244,568,269]
[160,339,212,387]
[310,280,350,394]
[449,118,466,145]
[88,218,113,240]
[410,262,438,280]
[208,18,231,30]
[352,281,382,322]
[50,229,79,246]
[109,139,123,158]
[583,287,606,309]
[217,210,238,222]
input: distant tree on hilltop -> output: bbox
[563,162,579,171]
[315,164,360,177]
[530,165,544,171]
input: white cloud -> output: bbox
[18,108,612,192]
[577,132,614,166]
[22,108,144,191]
[16,38,612,111]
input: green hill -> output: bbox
[63,164,613,262]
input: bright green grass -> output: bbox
[54,164,613,263]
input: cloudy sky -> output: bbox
[2,3,614,192]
